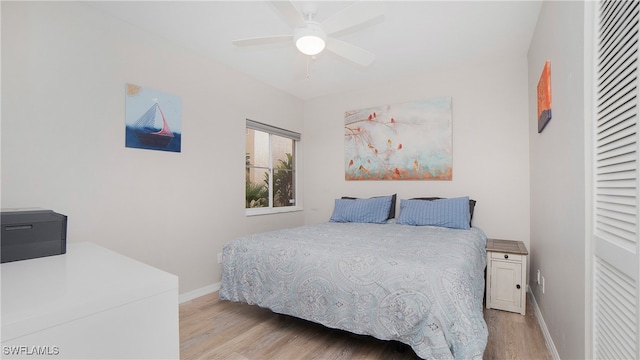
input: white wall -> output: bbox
[2,1,535,305]
[303,57,531,244]
[527,1,586,358]
[1,1,305,294]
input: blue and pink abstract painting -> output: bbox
[125,83,182,153]
[345,97,452,180]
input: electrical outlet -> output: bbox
[536,269,541,284]
[217,253,223,264]
[542,276,545,294]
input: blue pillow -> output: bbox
[397,196,471,230]
[342,194,397,219]
[329,195,393,224]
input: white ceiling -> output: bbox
[87,1,542,100]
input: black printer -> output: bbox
[1,210,67,263]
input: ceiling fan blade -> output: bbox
[325,38,375,67]
[321,1,384,35]
[269,1,305,28]
[232,35,293,47]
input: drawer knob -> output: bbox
[516,284,521,289]
[504,254,509,259]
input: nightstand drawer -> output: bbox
[490,252,523,262]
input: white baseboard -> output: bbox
[529,289,561,360]
[179,282,220,304]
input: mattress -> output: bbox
[219,222,488,359]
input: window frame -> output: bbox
[245,119,301,216]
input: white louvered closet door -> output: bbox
[594,1,640,359]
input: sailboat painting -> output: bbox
[125,83,182,152]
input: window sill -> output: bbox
[245,206,303,217]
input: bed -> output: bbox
[219,195,488,359]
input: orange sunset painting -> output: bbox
[537,61,552,133]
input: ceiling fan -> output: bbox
[232,1,384,67]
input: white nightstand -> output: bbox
[485,239,528,315]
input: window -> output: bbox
[245,119,300,215]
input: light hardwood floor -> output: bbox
[180,292,551,359]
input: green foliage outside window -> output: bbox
[273,153,294,207]
[245,153,294,208]
[245,180,268,208]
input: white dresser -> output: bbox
[1,242,179,359]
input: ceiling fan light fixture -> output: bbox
[296,36,325,55]
[294,22,326,56]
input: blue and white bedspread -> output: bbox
[219,222,488,359]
